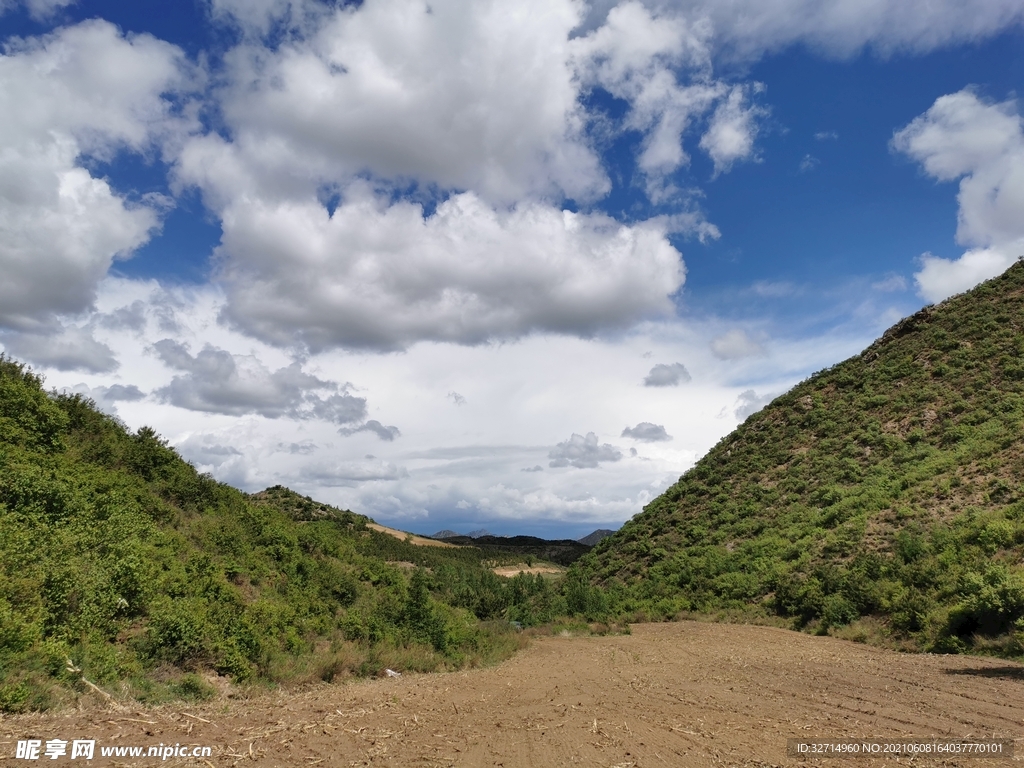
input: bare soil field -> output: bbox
[5,621,1024,767]
[365,523,457,548]
[491,563,565,577]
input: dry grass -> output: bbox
[366,523,459,548]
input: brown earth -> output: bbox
[365,523,457,548]
[491,564,565,577]
[5,621,1024,767]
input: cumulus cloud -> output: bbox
[0,20,196,331]
[621,422,672,441]
[699,84,766,176]
[710,329,764,359]
[167,0,786,356]
[197,0,606,206]
[2,325,118,372]
[153,339,367,422]
[207,0,324,39]
[208,187,685,351]
[573,3,764,188]
[670,0,1024,61]
[339,420,401,442]
[548,432,622,469]
[97,300,149,332]
[735,389,775,420]
[643,362,691,386]
[174,432,252,487]
[893,89,1024,302]
[67,382,144,415]
[915,249,1020,302]
[176,435,243,467]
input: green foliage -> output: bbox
[579,261,1024,655]
[0,358,567,711]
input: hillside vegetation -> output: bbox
[436,534,592,566]
[0,364,573,712]
[578,260,1024,655]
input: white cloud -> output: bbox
[31,277,880,531]
[643,362,691,386]
[2,324,118,372]
[207,0,323,39]
[915,249,1019,303]
[339,420,401,442]
[71,382,144,406]
[160,0,789,356]
[699,84,766,176]
[710,328,764,359]
[734,389,775,420]
[200,0,605,206]
[798,154,819,172]
[573,2,715,177]
[13,0,1019,535]
[815,130,839,140]
[893,89,1024,302]
[0,20,196,330]
[573,2,765,187]
[548,432,623,469]
[64,382,145,416]
[871,274,908,292]
[669,0,1024,61]
[301,457,408,486]
[153,340,368,422]
[621,422,672,441]
[210,186,686,351]
[0,0,78,20]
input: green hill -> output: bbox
[576,260,1024,655]
[0,361,567,712]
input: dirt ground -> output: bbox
[5,621,1024,767]
[365,523,457,548]
[491,564,565,577]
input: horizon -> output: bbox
[1,0,1022,537]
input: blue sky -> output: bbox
[2,0,1023,538]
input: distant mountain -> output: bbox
[577,529,616,546]
[577,261,1024,654]
[432,528,492,539]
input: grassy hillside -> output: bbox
[0,362,570,712]
[577,260,1024,655]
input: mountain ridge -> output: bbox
[577,260,1024,653]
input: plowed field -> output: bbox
[5,621,1023,767]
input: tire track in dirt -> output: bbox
[4,621,1023,767]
